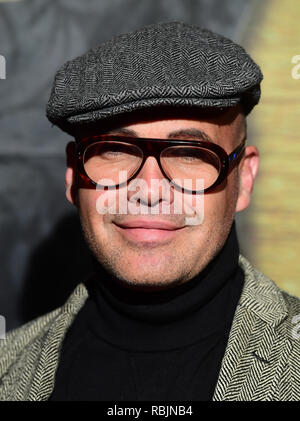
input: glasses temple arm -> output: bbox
[228,140,246,167]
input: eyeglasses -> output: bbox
[76,135,246,193]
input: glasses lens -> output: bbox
[161,146,221,191]
[83,141,143,187]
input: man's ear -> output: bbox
[65,141,78,206]
[235,145,259,213]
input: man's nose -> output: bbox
[127,156,174,207]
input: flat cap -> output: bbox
[46,21,263,136]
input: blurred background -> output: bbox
[0,0,299,331]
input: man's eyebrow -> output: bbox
[105,128,213,142]
[167,129,212,142]
[105,128,137,136]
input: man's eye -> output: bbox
[103,150,123,156]
[100,144,130,157]
[172,148,204,162]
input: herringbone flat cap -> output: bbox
[46,21,263,136]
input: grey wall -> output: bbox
[0,0,256,331]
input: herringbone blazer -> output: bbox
[0,255,299,401]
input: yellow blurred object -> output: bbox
[248,0,300,297]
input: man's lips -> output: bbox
[113,219,185,243]
[115,219,183,230]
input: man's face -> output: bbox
[67,107,258,290]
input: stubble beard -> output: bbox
[78,212,235,293]
[77,173,239,291]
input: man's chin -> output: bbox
[95,257,183,291]
[111,274,186,292]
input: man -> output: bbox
[0,21,299,401]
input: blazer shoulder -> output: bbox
[238,254,300,328]
[0,307,62,377]
[0,282,89,379]
[237,255,300,399]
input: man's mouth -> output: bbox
[113,218,185,243]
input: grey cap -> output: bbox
[46,21,263,136]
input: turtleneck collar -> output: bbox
[84,220,244,352]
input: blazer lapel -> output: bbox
[213,255,290,401]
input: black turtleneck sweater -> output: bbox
[49,221,244,401]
